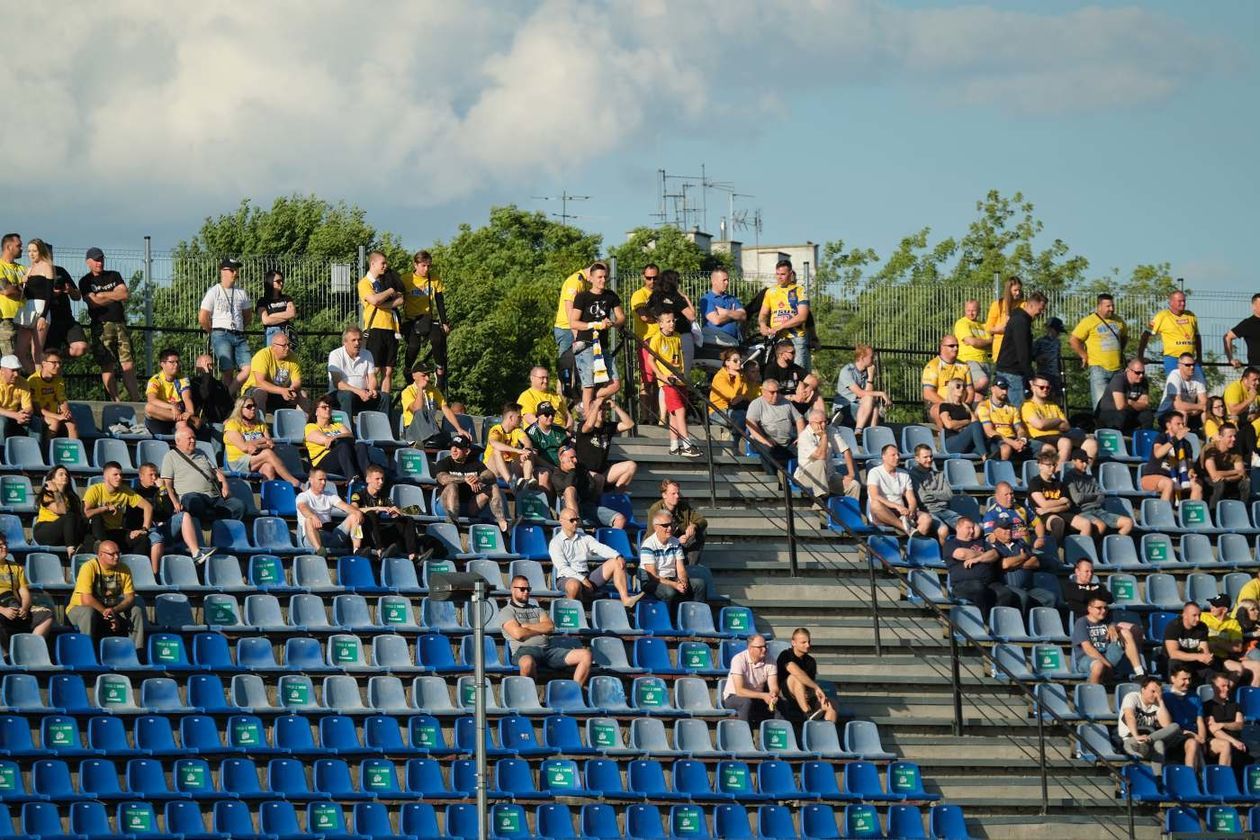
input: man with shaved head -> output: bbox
[67,539,145,649]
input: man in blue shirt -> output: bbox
[1162,663,1207,769]
[698,269,745,347]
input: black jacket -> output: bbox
[996,308,1035,377]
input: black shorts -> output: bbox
[145,416,177,436]
[45,320,86,351]
[365,329,398,371]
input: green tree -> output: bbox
[427,206,602,412]
[608,226,734,279]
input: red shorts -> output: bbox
[639,347,656,383]
[661,384,686,413]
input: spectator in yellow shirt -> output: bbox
[484,402,537,493]
[67,539,145,649]
[517,367,571,428]
[27,349,76,440]
[0,354,33,438]
[401,363,462,447]
[399,250,450,385]
[1138,289,1203,382]
[144,347,198,437]
[758,259,812,369]
[629,264,659,418]
[1069,293,1127,411]
[358,251,403,394]
[953,299,992,392]
[245,332,309,415]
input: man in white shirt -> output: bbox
[1118,676,1182,762]
[197,258,254,396]
[296,467,364,556]
[793,410,860,500]
[1157,353,1208,430]
[639,511,706,605]
[328,326,387,418]
[866,443,929,536]
[548,507,643,608]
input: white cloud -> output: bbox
[0,0,1236,215]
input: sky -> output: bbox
[3,0,1256,291]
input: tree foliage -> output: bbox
[608,226,734,279]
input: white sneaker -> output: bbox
[193,547,217,566]
[679,444,702,459]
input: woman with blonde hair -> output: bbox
[16,238,54,371]
[985,276,1024,364]
[223,395,302,487]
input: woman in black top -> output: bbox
[257,269,296,347]
[935,378,987,455]
[17,239,55,372]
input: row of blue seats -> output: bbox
[0,754,935,806]
[1122,763,1260,805]
[0,712,886,764]
[0,798,976,840]
[1165,804,1259,836]
[145,593,754,640]
[6,630,769,679]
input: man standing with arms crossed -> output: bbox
[82,247,142,401]
[1070,293,1127,412]
[1138,289,1203,383]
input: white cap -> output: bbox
[0,356,20,371]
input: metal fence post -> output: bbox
[357,245,366,282]
[866,552,882,656]
[1036,704,1049,815]
[143,236,154,378]
[948,631,963,737]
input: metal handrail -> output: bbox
[626,329,1140,836]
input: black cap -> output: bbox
[411,362,431,375]
[85,247,104,261]
[536,401,556,417]
[1209,594,1231,609]
[992,376,1010,389]
[1046,317,1066,333]
[450,434,472,449]
[219,257,242,271]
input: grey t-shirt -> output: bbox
[499,600,548,654]
[746,397,798,446]
[833,363,867,410]
[160,448,217,497]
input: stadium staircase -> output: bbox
[0,400,1167,839]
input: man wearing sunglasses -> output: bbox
[500,574,593,687]
[549,507,643,608]
[639,513,707,607]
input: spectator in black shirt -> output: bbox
[257,269,296,348]
[44,265,86,359]
[1163,602,1218,684]
[994,290,1047,409]
[189,354,232,428]
[944,517,1018,618]
[1204,671,1248,767]
[1027,450,1074,543]
[760,340,805,400]
[79,247,141,401]
[1225,294,1260,369]
[776,627,837,738]
[575,401,636,494]
[1060,558,1112,620]
[131,462,174,576]
[435,434,508,533]
[568,265,624,419]
[349,464,434,563]
[550,445,625,530]
[1097,359,1153,434]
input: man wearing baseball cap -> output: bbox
[79,247,141,401]
[197,258,253,396]
[434,433,509,532]
[0,355,32,438]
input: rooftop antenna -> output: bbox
[531,191,590,226]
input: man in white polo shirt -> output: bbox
[328,326,388,418]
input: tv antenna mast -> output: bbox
[531,191,590,226]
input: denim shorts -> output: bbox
[211,330,251,372]
[575,344,620,389]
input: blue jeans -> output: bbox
[998,373,1026,409]
[944,421,988,456]
[211,330,251,373]
[791,336,810,372]
[1088,366,1115,412]
[553,327,574,356]
[575,344,621,389]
